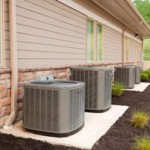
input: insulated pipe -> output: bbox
[4,0,18,128]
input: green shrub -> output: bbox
[112,82,124,97]
[143,69,150,78]
[140,72,148,81]
[133,136,150,150]
[131,111,150,128]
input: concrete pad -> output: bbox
[0,105,128,150]
[124,82,150,92]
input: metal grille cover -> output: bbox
[134,66,141,84]
[114,66,135,88]
[23,80,85,135]
[122,65,141,84]
[70,66,113,112]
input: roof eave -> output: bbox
[126,0,150,38]
[92,0,150,38]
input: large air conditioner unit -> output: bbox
[23,80,85,137]
[134,66,141,84]
[70,67,113,112]
[114,66,135,89]
[124,65,141,84]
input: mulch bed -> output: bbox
[0,84,150,150]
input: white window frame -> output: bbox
[87,18,103,63]
[0,0,5,68]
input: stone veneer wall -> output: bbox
[0,61,141,127]
[0,71,11,127]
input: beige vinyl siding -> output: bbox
[136,42,142,62]
[4,0,10,68]
[102,26,122,63]
[128,39,135,61]
[16,0,87,68]
[138,43,142,62]
[124,36,142,63]
[58,0,124,33]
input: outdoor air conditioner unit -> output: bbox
[23,80,85,137]
[70,67,113,112]
[114,66,135,89]
[123,65,141,84]
[134,66,141,84]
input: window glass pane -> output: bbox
[87,20,94,61]
[97,24,102,61]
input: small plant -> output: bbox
[143,69,150,78]
[131,111,150,128]
[112,82,124,97]
[133,136,150,150]
[140,72,148,81]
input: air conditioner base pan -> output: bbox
[24,124,84,137]
[85,106,111,113]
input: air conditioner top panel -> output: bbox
[123,65,141,68]
[71,66,89,70]
[71,66,112,71]
[115,66,135,69]
[24,80,85,89]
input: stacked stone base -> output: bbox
[0,72,11,127]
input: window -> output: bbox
[87,19,94,62]
[87,19,102,62]
[0,0,4,68]
[97,24,102,62]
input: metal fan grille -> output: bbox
[71,69,98,109]
[70,87,85,130]
[24,88,59,132]
[114,67,135,88]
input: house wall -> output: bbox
[4,0,10,68]
[15,0,126,69]
[0,0,144,126]
[3,0,143,70]
[0,71,11,126]
[124,31,143,65]
[58,0,124,33]
[0,0,11,127]
[16,0,87,68]
[102,26,122,63]
[57,0,143,66]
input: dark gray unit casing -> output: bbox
[114,66,135,89]
[23,80,85,137]
[134,66,141,84]
[70,67,113,112]
[124,65,141,84]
